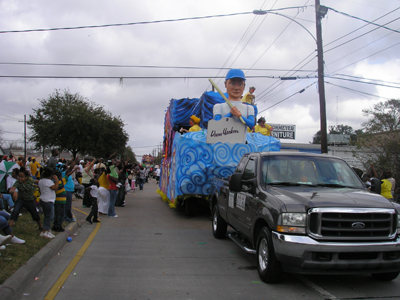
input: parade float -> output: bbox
[157,90,281,216]
[141,154,155,168]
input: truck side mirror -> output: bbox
[249,178,257,195]
[229,173,242,192]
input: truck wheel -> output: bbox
[212,203,227,239]
[256,227,283,283]
[185,198,197,217]
[371,272,400,281]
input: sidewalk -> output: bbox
[0,202,87,300]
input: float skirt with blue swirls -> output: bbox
[165,130,280,203]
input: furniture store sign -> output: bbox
[269,123,296,140]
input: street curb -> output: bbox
[0,220,81,300]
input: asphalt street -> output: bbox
[15,179,400,300]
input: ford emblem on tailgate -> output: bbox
[352,222,365,229]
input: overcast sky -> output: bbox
[1,0,399,158]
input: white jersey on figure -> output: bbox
[213,102,254,123]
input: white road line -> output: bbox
[294,274,338,300]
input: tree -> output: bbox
[311,125,361,145]
[354,99,400,185]
[329,124,360,144]
[122,146,138,163]
[28,89,129,158]
[361,99,400,133]
[311,130,321,144]
[329,124,353,135]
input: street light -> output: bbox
[253,10,316,43]
[317,5,329,17]
[253,2,329,153]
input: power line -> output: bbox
[324,15,400,53]
[0,62,315,72]
[326,75,400,89]
[0,75,282,79]
[247,0,310,72]
[0,112,22,121]
[0,117,19,121]
[0,7,311,34]
[325,81,392,100]
[130,145,161,149]
[0,12,251,34]
[330,39,400,73]
[0,75,322,80]
[333,73,400,86]
[322,8,400,74]
[326,27,397,66]
[2,131,23,134]
[257,81,316,113]
[257,76,311,105]
[212,7,261,83]
[232,0,279,72]
[211,0,276,87]
[327,6,400,35]
[1,138,24,142]
[256,52,317,102]
[324,6,400,49]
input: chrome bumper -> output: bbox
[272,232,400,274]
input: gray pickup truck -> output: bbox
[210,152,400,283]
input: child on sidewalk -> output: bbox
[129,170,136,191]
[8,168,43,231]
[38,168,59,239]
[86,178,100,224]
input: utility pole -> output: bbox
[159,142,163,165]
[315,0,328,154]
[24,115,26,161]
[157,143,161,165]
[18,115,27,162]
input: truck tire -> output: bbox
[185,198,197,217]
[212,203,227,239]
[371,272,400,281]
[256,227,283,283]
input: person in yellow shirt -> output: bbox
[371,164,393,200]
[241,87,256,105]
[30,157,41,178]
[180,115,202,133]
[254,117,273,136]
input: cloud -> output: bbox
[0,0,399,156]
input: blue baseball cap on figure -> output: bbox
[225,69,246,81]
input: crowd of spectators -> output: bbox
[362,164,397,202]
[0,152,149,249]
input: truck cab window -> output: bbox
[242,158,256,181]
[236,156,248,173]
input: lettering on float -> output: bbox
[210,127,239,137]
[207,118,247,144]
